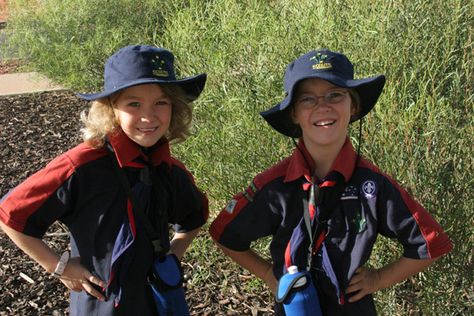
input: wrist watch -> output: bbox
[52,251,70,278]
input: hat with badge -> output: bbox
[77,45,207,101]
[260,49,385,137]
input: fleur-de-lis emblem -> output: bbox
[362,180,376,198]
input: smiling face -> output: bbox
[113,83,172,148]
[292,78,356,153]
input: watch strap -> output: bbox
[52,251,70,278]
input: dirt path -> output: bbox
[0,0,8,22]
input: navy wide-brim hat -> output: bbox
[260,49,386,137]
[77,45,207,101]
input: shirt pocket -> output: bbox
[326,204,348,243]
[346,199,368,235]
[326,198,367,244]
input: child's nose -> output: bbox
[141,106,157,121]
[315,102,332,112]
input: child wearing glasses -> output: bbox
[210,49,452,315]
[0,45,208,315]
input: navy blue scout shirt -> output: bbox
[210,138,452,315]
[0,131,208,316]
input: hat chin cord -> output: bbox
[355,118,363,216]
[291,137,313,175]
[356,118,363,164]
[290,118,363,176]
[292,118,365,243]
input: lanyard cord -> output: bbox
[291,138,324,270]
[302,181,322,270]
[302,190,312,270]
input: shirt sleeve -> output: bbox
[209,180,282,251]
[170,165,208,233]
[376,175,453,259]
[0,153,76,237]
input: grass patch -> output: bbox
[6,0,474,314]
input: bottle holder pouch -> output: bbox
[149,253,184,291]
[149,254,190,315]
[275,272,309,303]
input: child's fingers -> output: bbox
[346,267,368,299]
[348,267,366,285]
[60,278,83,292]
[346,280,368,303]
[62,276,105,301]
[81,280,105,301]
[346,267,381,302]
[346,279,363,294]
[84,271,106,288]
[59,259,106,300]
[347,289,367,303]
[347,284,368,301]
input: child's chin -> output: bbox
[134,137,161,148]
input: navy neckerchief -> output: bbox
[283,170,347,304]
[104,138,172,307]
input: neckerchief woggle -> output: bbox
[283,170,346,305]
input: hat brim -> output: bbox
[261,74,386,137]
[77,73,207,101]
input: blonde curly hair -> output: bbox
[81,84,193,148]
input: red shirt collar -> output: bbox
[284,137,357,183]
[108,130,172,168]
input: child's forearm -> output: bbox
[376,256,438,290]
[169,227,200,260]
[1,221,107,301]
[215,243,277,294]
[0,221,59,273]
[347,256,438,302]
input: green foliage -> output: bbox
[7,0,473,314]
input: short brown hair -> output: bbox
[348,89,361,121]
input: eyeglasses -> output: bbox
[295,90,348,109]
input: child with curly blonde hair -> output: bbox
[1,45,208,315]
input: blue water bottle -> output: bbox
[150,254,190,316]
[276,265,322,316]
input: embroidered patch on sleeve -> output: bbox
[249,181,257,194]
[225,199,238,214]
[242,191,252,202]
[242,181,258,202]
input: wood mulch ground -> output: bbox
[0,91,87,316]
[0,61,275,315]
[0,59,22,74]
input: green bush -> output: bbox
[7,0,473,314]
